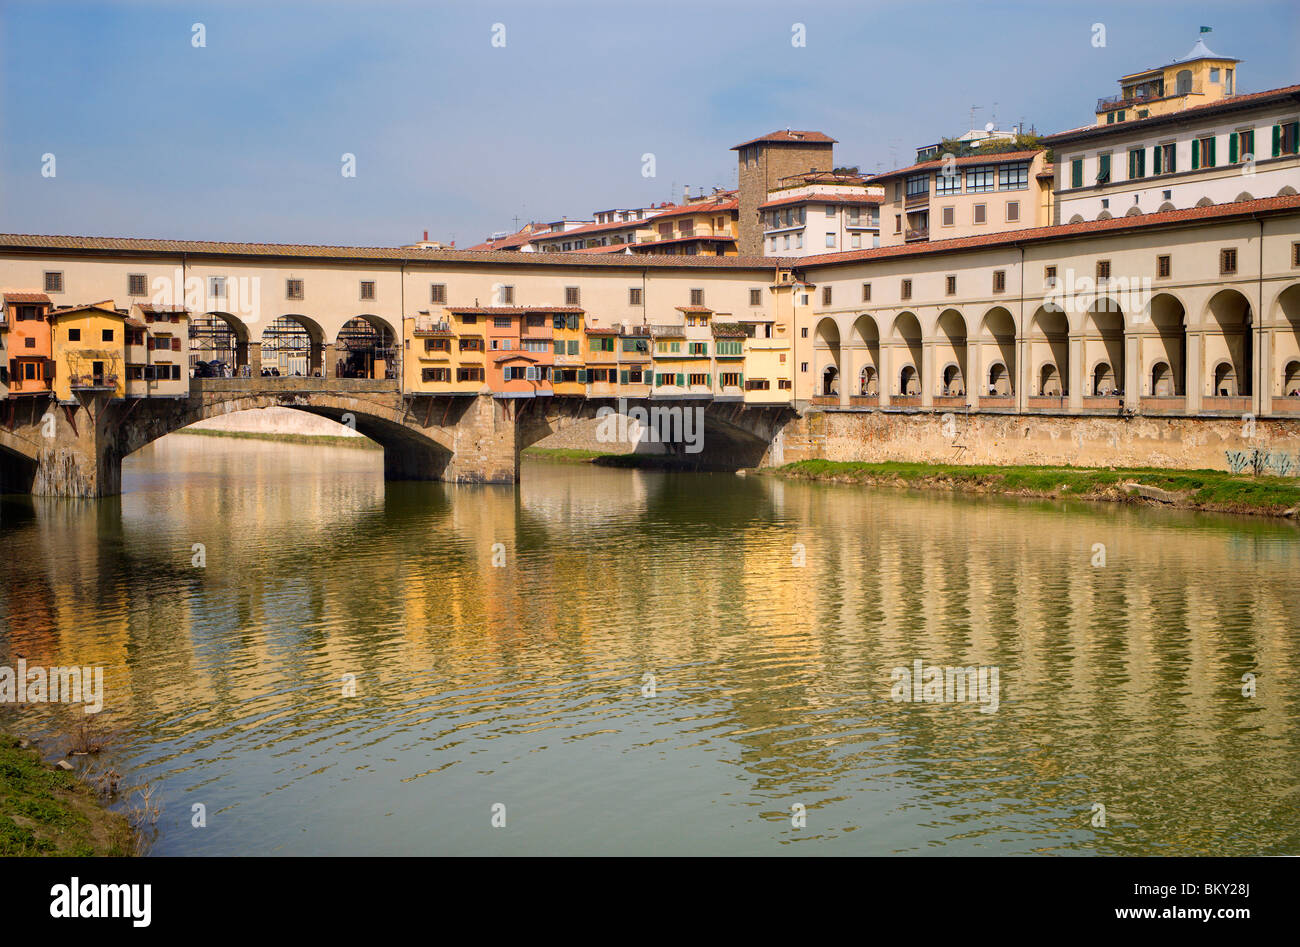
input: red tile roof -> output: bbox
[571,243,633,253]
[731,130,837,149]
[529,217,652,243]
[2,292,52,304]
[675,305,713,313]
[0,234,781,270]
[647,198,739,220]
[759,192,883,209]
[793,193,1300,267]
[1045,84,1300,145]
[627,234,736,251]
[867,151,1041,184]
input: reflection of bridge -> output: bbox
[0,377,794,497]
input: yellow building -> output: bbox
[1095,37,1240,126]
[631,193,740,256]
[408,312,455,391]
[51,301,126,402]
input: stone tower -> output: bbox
[732,130,837,255]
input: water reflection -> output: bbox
[1,435,1297,855]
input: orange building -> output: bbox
[3,292,55,396]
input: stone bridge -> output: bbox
[0,378,795,497]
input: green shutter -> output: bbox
[1153,144,1162,174]
[705,374,711,388]
[1273,124,1283,157]
[578,369,587,383]
[1291,123,1300,154]
[1208,137,1216,167]
[676,373,684,387]
[739,373,744,387]
[1071,159,1082,189]
[1229,133,1238,164]
[620,369,628,384]
[1191,141,1200,170]
[1167,145,1176,174]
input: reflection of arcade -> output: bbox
[336,318,397,379]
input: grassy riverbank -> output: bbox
[0,735,133,856]
[173,428,381,450]
[521,447,693,470]
[765,460,1300,517]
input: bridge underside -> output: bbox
[0,381,794,497]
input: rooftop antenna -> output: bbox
[992,101,999,126]
[969,105,982,130]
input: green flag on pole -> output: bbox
[1200,26,1212,33]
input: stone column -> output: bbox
[877,345,892,407]
[247,341,262,377]
[840,345,856,406]
[1255,328,1270,417]
[1186,331,1202,414]
[443,393,521,484]
[1124,333,1140,406]
[1068,335,1084,411]
[921,340,935,407]
[966,338,980,409]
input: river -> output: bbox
[1,434,1298,855]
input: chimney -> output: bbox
[423,230,429,241]
[683,185,690,204]
[450,240,455,248]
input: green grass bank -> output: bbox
[0,735,133,856]
[764,460,1300,518]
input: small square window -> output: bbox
[945,275,957,296]
[1006,201,1019,222]
[800,327,808,338]
[690,288,704,306]
[501,286,515,305]
[749,289,762,306]
[1220,248,1237,275]
[862,283,871,302]
[1157,255,1171,278]
[44,271,64,293]
[102,328,114,342]
[901,279,912,300]
[1293,243,1300,267]
[1045,265,1057,288]
[973,204,987,225]
[630,287,643,305]
[286,279,304,300]
[360,280,376,301]
[565,286,580,306]
[993,270,1006,293]
[128,274,148,296]
[67,328,81,342]
[430,283,447,304]
[822,286,833,306]
[1096,260,1111,281]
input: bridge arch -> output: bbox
[336,315,398,380]
[190,311,252,373]
[260,313,327,377]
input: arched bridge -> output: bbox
[0,379,795,497]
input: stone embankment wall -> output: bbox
[775,410,1300,474]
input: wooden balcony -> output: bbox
[69,374,118,391]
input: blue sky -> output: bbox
[1,0,1296,247]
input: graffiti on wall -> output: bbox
[1225,449,1298,477]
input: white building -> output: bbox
[760,186,882,256]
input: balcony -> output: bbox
[904,227,929,243]
[1025,395,1068,411]
[69,374,118,391]
[1139,396,1186,415]
[932,395,966,408]
[890,395,922,408]
[810,394,839,406]
[979,395,1015,411]
[1270,396,1300,415]
[849,394,878,407]
[905,191,929,209]
[1201,395,1250,414]
[413,319,451,337]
